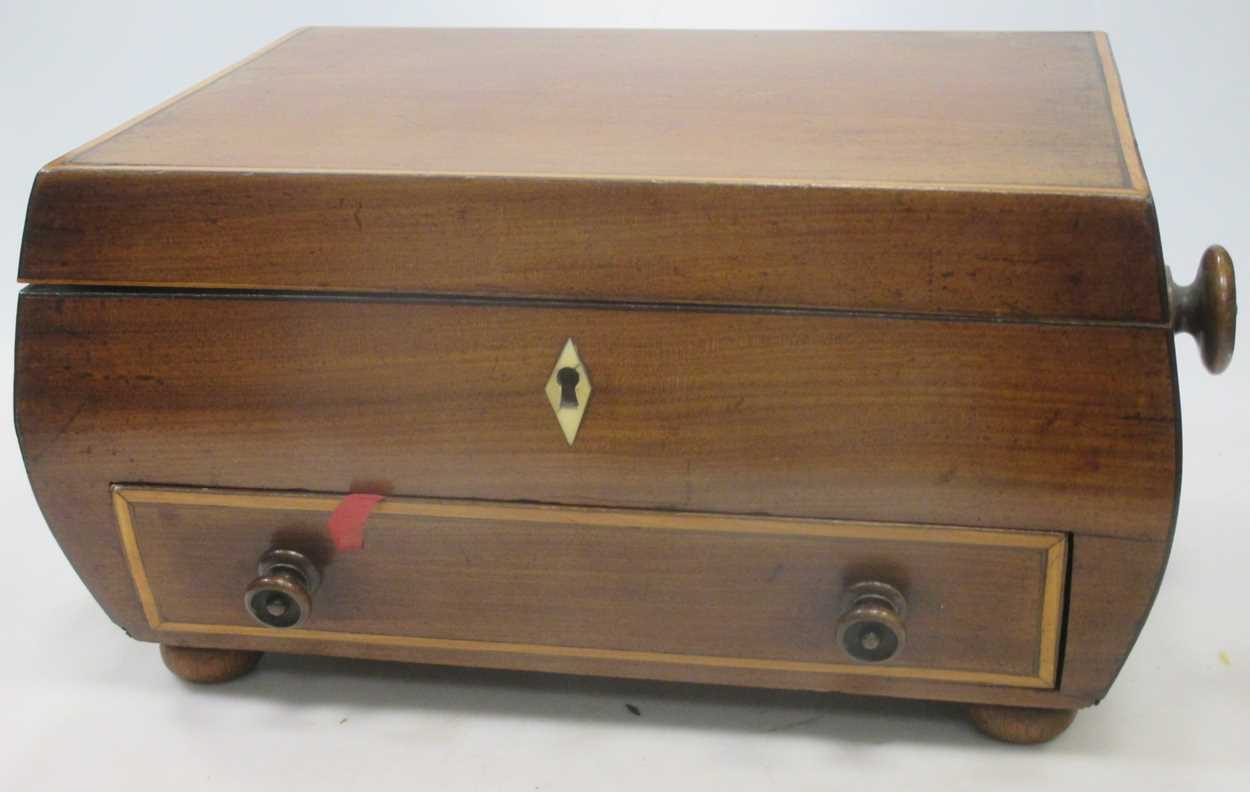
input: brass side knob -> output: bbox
[1169,245,1237,373]
[244,548,320,628]
[835,581,907,663]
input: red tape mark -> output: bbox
[328,493,385,551]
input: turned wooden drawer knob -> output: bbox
[244,548,320,628]
[1169,245,1237,373]
[836,581,907,663]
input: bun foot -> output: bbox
[966,704,1077,744]
[160,643,262,683]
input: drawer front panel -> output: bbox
[115,486,1067,688]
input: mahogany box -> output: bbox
[14,28,1237,744]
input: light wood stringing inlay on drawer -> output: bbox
[113,486,1067,689]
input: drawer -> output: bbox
[114,485,1067,689]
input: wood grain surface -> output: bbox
[115,486,1066,688]
[65,29,1138,189]
[14,289,1179,708]
[19,169,1167,322]
[140,535,1172,711]
[18,29,1168,322]
[12,29,1182,712]
[15,291,1178,542]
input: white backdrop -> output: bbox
[1,2,1246,790]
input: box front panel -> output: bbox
[15,292,1177,541]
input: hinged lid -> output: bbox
[19,28,1167,324]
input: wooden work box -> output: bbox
[14,28,1237,744]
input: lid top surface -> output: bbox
[65,28,1145,195]
[25,29,1165,324]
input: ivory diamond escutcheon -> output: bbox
[544,338,592,445]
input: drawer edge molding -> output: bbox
[112,484,1067,690]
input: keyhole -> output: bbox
[557,367,580,408]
